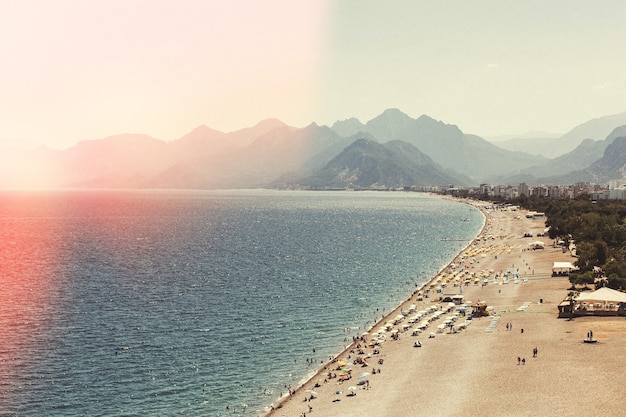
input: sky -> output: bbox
[1,0,626,150]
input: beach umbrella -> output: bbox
[358,372,370,379]
[347,386,357,391]
[306,390,318,397]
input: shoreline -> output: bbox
[261,196,487,416]
[265,198,626,417]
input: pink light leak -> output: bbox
[0,0,331,149]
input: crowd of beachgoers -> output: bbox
[263,201,626,417]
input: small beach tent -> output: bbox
[441,293,465,305]
[552,261,577,275]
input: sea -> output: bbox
[0,189,483,417]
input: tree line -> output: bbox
[478,194,626,291]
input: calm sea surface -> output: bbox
[0,190,483,416]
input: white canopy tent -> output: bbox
[575,287,626,313]
[552,261,577,275]
[576,287,626,304]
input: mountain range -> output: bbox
[492,111,626,158]
[2,110,626,190]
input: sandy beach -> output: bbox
[264,200,626,417]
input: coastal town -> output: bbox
[409,179,626,201]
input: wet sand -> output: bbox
[264,201,626,417]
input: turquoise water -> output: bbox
[0,190,483,416]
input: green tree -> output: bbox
[594,240,609,266]
[607,274,626,290]
[566,291,578,320]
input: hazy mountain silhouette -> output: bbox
[332,109,547,181]
[293,138,469,189]
[533,136,626,185]
[2,109,626,189]
[493,111,626,159]
[59,134,170,188]
[496,125,626,184]
[488,134,561,158]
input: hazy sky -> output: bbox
[2,0,625,149]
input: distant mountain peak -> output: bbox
[559,111,626,145]
[251,118,289,131]
[369,108,412,124]
[416,114,436,122]
[179,125,225,141]
[349,137,376,148]
[606,125,626,142]
[380,107,409,117]
[296,136,468,189]
[187,124,223,135]
[330,117,365,137]
[335,116,361,124]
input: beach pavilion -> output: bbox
[552,261,577,276]
[573,287,626,316]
